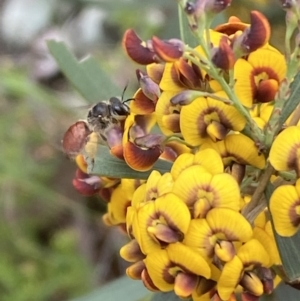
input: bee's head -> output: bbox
[109,97,130,116]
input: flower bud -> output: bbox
[136,69,161,102]
[240,272,264,296]
[170,90,203,106]
[126,261,146,280]
[72,169,101,196]
[211,36,235,70]
[204,0,232,14]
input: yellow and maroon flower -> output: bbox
[180,91,246,146]
[217,239,270,301]
[123,113,163,171]
[200,133,266,169]
[126,171,174,240]
[234,46,286,108]
[270,178,300,237]
[183,208,252,259]
[269,126,300,176]
[144,242,211,297]
[133,192,191,254]
[172,166,241,218]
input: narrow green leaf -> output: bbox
[47,40,118,103]
[150,292,190,301]
[178,5,197,47]
[86,145,172,179]
[280,72,300,125]
[70,276,151,301]
[266,183,300,282]
[260,282,300,301]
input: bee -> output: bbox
[63,86,132,158]
[87,96,130,141]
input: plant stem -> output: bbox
[242,163,274,220]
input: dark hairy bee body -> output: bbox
[87,96,130,141]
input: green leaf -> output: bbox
[86,145,172,179]
[150,292,190,301]
[261,282,300,301]
[178,4,197,47]
[265,183,300,282]
[280,72,300,125]
[47,40,118,103]
[70,276,151,301]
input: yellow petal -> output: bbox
[131,184,147,208]
[269,183,300,237]
[237,239,270,267]
[206,208,253,242]
[269,126,300,174]
[234,59,254,107]
[209,173,241,211]
[167,243,211,279]
[194,148,224,174]
[253,227,280,266]
[225,134,266,169]
[155,91,182,135]
[155,193,191,236]
[171,153,196,180]
[156,172,174,196]
[247,48,286,82]
[136,202,161,254]
[183,219,214,259]
[144,249,174,291]
[217,256,243,300]
[107,184,131,225]
[159,63,185,92]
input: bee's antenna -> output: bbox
[121,81,129,101]
[123,98,135,104]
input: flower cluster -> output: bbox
[61,0,300,300]
[119,149,278,301]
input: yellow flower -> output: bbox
[200,133,266,169]
[234,46,286,107]
[270,178,300,237]
[180,91,246,146]
[269,126,300,176]
[134,193,191,254]
[217,239,270,300]
[184,208,253,259]
[172,165,241,218]
[144,243,211,297]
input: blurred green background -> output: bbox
[0,0,285,300]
